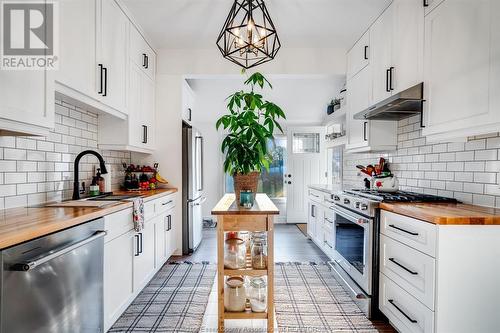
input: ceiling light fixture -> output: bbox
[216,0,281,69]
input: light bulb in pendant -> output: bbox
[233,27,240,37]
[238,37,245,46]
[247,19,254,31]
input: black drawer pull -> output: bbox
[324,217,334,224]
[364,45,368,60]
[162,200,173,206]
[134,234,140,256]
[388,299,418,323]
[389,224,419,236]
[389,258,418,275]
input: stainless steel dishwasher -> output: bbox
[1,218,106,333]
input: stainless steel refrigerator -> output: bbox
[182,123,205,254]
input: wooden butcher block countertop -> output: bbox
[0,188,177,250]
[380,202,500,225]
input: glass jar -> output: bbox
[224,276,247,312]
[224,238,246,269]
[238,231,250,255]
[251,237,267,269]
[248,277,267,313]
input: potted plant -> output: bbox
[216,72,286,204]
[327,98,341,115]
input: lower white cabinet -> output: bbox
[104,230,135,329]
[379,210,500,333]
[103,193,177,331]
[307,187,335,259]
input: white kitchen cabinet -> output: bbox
[56,0,97,99]
[370,4,393,104]
[154,213,169,268]
[422,0,500,141]
[165,209,177,258]
[424,0,445,15]
[182,80,195,124]
[130,24,156,81]
[104,230,134,331]
[346,67,398,153]
[0,70,54,136]
[370,0,424,103]
[347,30,370,79]
[99,61,156,153]
[307,201,317,240]
[96,0,129,114]
[133,225,156,291]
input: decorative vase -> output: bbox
[233,172,259,204]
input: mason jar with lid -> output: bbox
[248,277,267,312]
[224,277,247,312]
[224,238,246,269]
[251,237,267,269]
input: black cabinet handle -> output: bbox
[363,121,368,141]
[168,215,172,231]
[142,53,147,68]
[423,0,429,7]
[142,125,148,144]
[146,55,149,69]
[98,64,104,94]
[162,200,173,206]
[389,258,419,275]
[389,66,395,91]
[103,67,107,97]
[388,299,418,323]
[139,232,143,254]
[389,224,419,236]
[188,108,192,121]
[311,204,316,218]
[386,68,391,92]
[134,234,140,256]
[364,45,368,60]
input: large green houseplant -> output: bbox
[216,72,286,203]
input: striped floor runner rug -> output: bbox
[109,262,215,333]
[275,262,391,333]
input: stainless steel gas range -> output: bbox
[327,189,457,318]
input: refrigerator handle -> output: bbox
[196,136,204,192]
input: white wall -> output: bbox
[134,47,348,253]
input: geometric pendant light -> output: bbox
[216,0,281,69]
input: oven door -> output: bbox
[332,205,373,295]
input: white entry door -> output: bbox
[285,127,326,223]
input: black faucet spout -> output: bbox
[72,150,108,200]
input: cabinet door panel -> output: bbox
[154,215,167,268]
[104,231,134,330]
[346,68,371,149]
[57,0,96,98]
[424,1,491,131]
[128,63,143,147]
[370,5,393,104]
[142,75,156,148]
[133,226,156,291]
[98,0,128,113]
[347,31,370,79]
[392,0,424,93]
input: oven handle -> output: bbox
[331,205,371,225]
[331,260,367,299]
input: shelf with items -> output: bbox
[212,194,279,333]
[323,105,347,126]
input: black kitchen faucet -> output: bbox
[72,150,108,200]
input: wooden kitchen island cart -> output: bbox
[212,193,279,332]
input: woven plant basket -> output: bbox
[233,172,259,204]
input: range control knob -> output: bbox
[333,195,340,201]
[360,204,368,211]
[344,198,350,205]
[355,202,361,208]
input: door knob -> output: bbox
[287,181,292,184]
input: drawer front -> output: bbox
[380,274,434,333]
[381,211,437,257]
[380,234,436,310]
[308,188,323,203]
[154,194,176,215]
[104,208,133,242]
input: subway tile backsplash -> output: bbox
[0,100,131,210]
[343,114,500,208]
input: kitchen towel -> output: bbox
[132,197,144,232]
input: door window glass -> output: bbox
[292,133,319,153]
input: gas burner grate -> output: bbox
[348,189,458,203]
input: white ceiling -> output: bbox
[122,0,391,50]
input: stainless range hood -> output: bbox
[354,82,424,121]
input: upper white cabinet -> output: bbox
[130,25,156,81]
[347,30,370,79]
[0,70,54,136]
[346,65,398,153]
[422,0,500,141]
[56,0,97,100]
[97,0,129,114]
[371,0,424,104]
[182,80,195,124]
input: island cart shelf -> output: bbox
[212,193,279,332]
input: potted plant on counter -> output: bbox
[216,72,286,204]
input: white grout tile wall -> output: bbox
[343,115,500,208]
[0,99,131,210]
